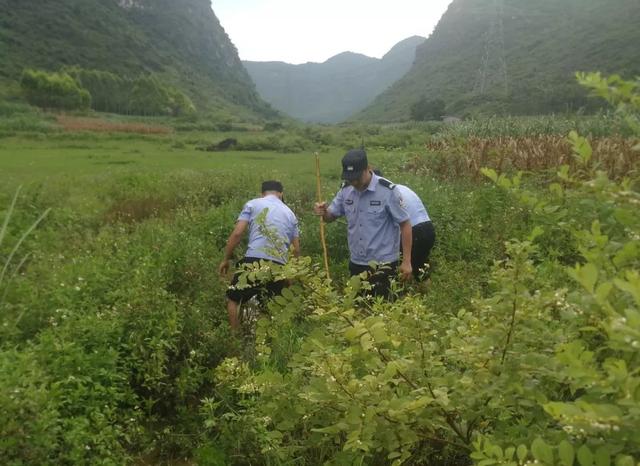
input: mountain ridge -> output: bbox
[356,0,640,121]
[243,35,426,123]
[0,0,273,118]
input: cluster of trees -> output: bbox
[20,69,91,111]
[410,96,446,121]
[20,67,196,116]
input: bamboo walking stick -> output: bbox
[315,152,331,279]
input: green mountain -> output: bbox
[244,36,426,123]
[0,0,273,117]
[356,0,640,121]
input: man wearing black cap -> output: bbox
[314,149,413,298]
[219,180,300,331]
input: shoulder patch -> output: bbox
[378,177,396,190]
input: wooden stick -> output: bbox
[315,152,331,279]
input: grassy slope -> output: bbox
[0,0,272,119]
[356,0,640,121]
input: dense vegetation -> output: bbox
[244,36,425,124]
[356,0,640,121]
[20,67,196,116]
[20,69,92,111]
[0,73,638,465]
[0,0,274,120]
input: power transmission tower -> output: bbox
[473,0,510,96]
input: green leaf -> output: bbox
[383,361,398,379]
[595,447,611,466]
[613,242,640,268]
[531,438,554,465]
[558,165,571,181]
[497,175,512,189]
[489,445,503,459]
[344,325,366,341]
[369,322,389,344]
[577,445,594,466]
[478,460,497,466]
[559,441,575,466]
[614,455,634,466]
[360,334,373,351]
[595,282,613,304]
[505,447,516,460]
[614,271,640,306]
[568,263,598,293]
[528,226,545,242]
[481,167,498,183]
[568,131,593,165]
[517,445,528,462]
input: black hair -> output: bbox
[261,180,283,193]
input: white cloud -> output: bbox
[212,0,453,64]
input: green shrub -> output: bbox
[21,69,91,111]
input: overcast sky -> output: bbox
[212,0,453,64]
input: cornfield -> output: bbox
[406,135,639,181]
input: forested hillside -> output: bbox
[244,36,425,123]
[356,0,640,121]
[0,0,273,117]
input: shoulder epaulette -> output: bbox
[378,177,396,190]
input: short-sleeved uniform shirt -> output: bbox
[238,194,299,264]
[395,185,430,226]
[328,173,409,266]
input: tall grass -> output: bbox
[0,187,50,310]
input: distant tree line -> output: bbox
[20,67,195,116]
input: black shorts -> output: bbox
[349,260,399,300]
[410,221,436,281]
[225,257,285,304]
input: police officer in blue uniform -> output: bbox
[314,149,413,298]
[374,169,436,281]
[219,180,300,331]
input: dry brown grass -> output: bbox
[56,115,172,134]
[406,135,639,181]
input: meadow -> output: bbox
[1,77,639,465]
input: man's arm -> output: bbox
[291,236,301,258]
[219,220,249,275]
[399,220,413,281]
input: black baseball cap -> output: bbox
[341,149,368,181]
[261,180,283,192]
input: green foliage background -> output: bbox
[0,0,275,119]
[356,0,640,121]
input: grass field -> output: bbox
[1,108,639,465]
[0,134,342,180]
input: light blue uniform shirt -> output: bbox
[238,194,299,264]
[395,185,430,226]
[328,173,410,266]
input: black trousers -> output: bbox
[226,257,285,304]
[409,221,436,281]
[349,260,399,300]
